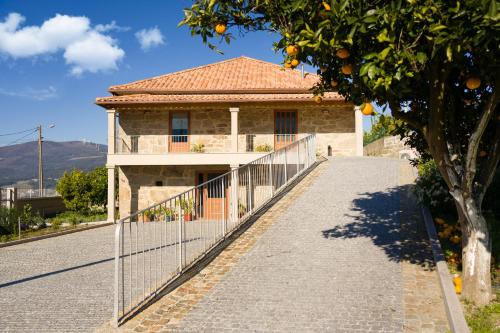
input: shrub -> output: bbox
[0,207,19,236]
[414,159,454,215]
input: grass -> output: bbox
[464,292,500,333]
[0,210,108,244]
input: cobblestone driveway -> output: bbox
[173,157,405,332]
[0,225,116,332]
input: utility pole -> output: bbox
[38,125,43,196]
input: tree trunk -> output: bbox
[457,198,492,306]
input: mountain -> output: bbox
[0,141,107,188]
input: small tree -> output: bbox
[181,0,500,305]
[56,170,91,212]
[88,167,108,208]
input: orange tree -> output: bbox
[180,0,500,305]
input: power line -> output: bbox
[0,127,37,137]
[4,130,38,146]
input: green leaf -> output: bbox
[446,44,453,61]
[488,0,498,17]
[376,29,391,43]
[415,52,427,64]
[359,63,371,76]
[429,24,447,32]
[378,46,392,60]
[363,52,378,60]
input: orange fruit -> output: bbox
[453,276,462,294]
[450,235,461,244]
[286,45,299,56]
[215,23,227,35]
[466,77,481,90]
[336,48,350,59]
[331,79,338,87]
[479,150,488,157]
[361,103,374,116]
[322,2,331,11]
[284,61,292,69]
[291,59,300,67]
[341,64,353,75]
[314,95,323,104]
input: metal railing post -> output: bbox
[284,146,288,183]
[222,177,226,236]
[178,202,183,272]
[248,166,253,214]
[113,222,122,327]
[296,141,300,177]
[269,158,274,196]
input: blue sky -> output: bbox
[0,0,375,146]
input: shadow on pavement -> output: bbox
[322,185,435,268]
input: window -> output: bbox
[171,112,189,143]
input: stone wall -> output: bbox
[117,104,356,156]
[118,165,229,218]
[363,135,416,159]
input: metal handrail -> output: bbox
[113,134,316,326]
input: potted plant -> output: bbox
[255,144,273,152]
[238,201,247,218]
[180,198,194,221]
[191,143,205,153]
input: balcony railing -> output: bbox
[113,134,316,326]
[115,134,306,154]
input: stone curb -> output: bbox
[421,206,470,333]
[0,222,113,248]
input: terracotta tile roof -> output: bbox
[96,56,345,106]
[108,56,320,94]
[96,92,343,107]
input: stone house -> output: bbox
[96,56,363,221]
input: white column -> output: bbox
[107,165,116,223]
[229,107,239,153]
[107,109,116,154]
[354,105,363,156]
[230,164,239,224]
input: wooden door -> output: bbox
[197,172,228,221]
[169,111,190,152]
[274,110,297,150]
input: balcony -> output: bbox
[108,134,305,166]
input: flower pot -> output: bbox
[184,213,192,222]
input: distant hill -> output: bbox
[0,141,107,188]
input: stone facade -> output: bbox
[118,165,229,218]
[116,103,356,217]
[117,104,355,156]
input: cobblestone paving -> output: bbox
[173,157,404,332]
[0,225,115,332]
[399,164,449,332]
[115,157,450,333]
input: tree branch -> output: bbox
[465,81,500,194]
[476,113,500,205]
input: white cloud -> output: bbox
[95,21,130,33]
[0,13,125,75]
[0,86,57,100]
[135,27,164,51]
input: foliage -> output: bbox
[180,0,500,303]
[464,295,500,332]
[363,115,402,145]
[191,143,206,153]
[88,167,108,207]
[56,167,108,212]
[48,210,107,227]
[255,144,273,152]
[180,198,194,214]
[0,207,20,236]
[414,159,454,211]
